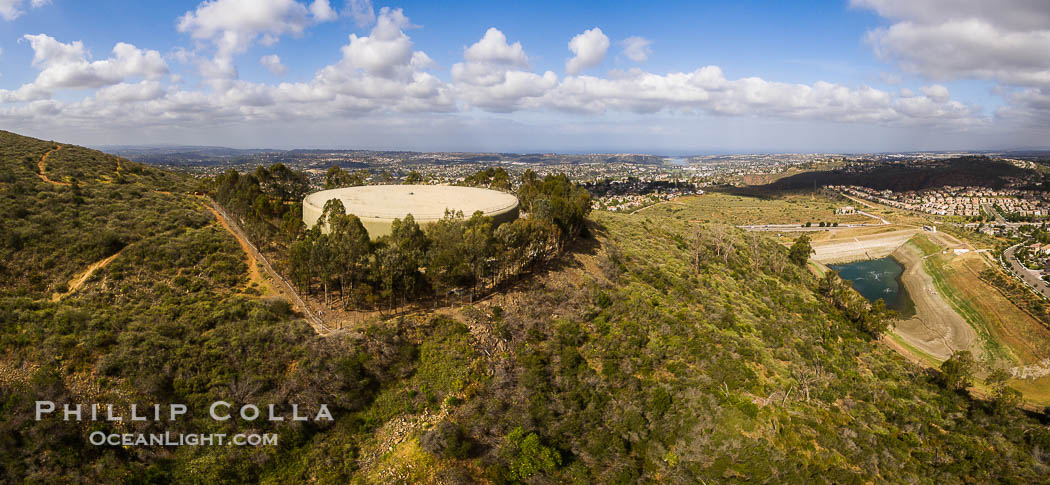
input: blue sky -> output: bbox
[0,0,1046,152]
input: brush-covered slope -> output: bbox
[421,208,1049,483]
[770,156,1032,192]
[1,130,1048,484]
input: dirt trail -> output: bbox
[891,243,981,361]
[199,197,327,333]
[200,201,267,292]
[51,248,126,302]
[37,145,70,186]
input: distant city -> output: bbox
[105,145,1050,214]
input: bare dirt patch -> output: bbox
[891,244,981,361]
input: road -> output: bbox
[202,196,329,333]
[982,203,1007,224]
[1003,244,1050,299]
[857,210,890,225]
[739,193,890,232]
[739,223,884,232]
[837,192,880,210]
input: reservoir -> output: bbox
[828,257,915,317]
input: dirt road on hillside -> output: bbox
[200,197,327,333]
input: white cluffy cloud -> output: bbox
[449,26,974,126]
[464,28,529,66]
[176,0,337,79]
[0,34,167,101]
[453,28,556,111]
[566,27,609,75]
[0,6,990,145]
[540,67,975,126]
[308,0,337,22]
[620,36,652,62]
[259,54,287,75]
[334,7,431,78]
[853,0,1050,123]
[0,0,49,21]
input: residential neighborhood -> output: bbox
[831,185,1050,219]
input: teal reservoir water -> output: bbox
[829,257,915,318]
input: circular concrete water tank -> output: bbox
[303,185,519,238]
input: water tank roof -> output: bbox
[303,185,519,221]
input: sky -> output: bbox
[0,0,1047,153]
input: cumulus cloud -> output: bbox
[308,0,337,22]
[177,0,336,79]
[620,36,652,62]
[534,66,977,126]
[566,27,609,75]
[0,8,987,139]
[854,0,1050,123]
[453,28,556,111]
[0,0,48,21]
[0,34,167,102]
[919,84,949,102]
[852,0,1050,30]
[259,54,287,75]
[333,7,429,79]
[450,29,977,126]
[866,18,1050,86]
[280,7,453,113]
[24,33,87,68]
[464,28,529,67]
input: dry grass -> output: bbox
[1008,376,1050,407]
[644,191,873,225]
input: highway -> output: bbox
[738,223,884,232]
[739,206,891,232]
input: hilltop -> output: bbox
[769,156,1035,192]
[1,130,1049,483]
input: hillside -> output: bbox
[769,156,1034,192]
[1,130,1050,483]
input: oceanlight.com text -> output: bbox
[88,431,278,447]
